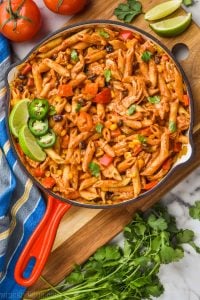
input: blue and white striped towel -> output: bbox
[0,34,46,299]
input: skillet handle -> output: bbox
[14,196,71,287]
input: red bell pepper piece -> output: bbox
[144,180,158,190]
[42,177,56,189]
[21,63,32,75]
[183,94,189,106]
[58,84,74,97]
[34,168,45,178]
[162,158,173,170]
[174,142,182,153]
[99,154,113,166]
[93,88,112,104]
[119,30,133,40]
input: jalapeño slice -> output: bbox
[36,130,56,148]
[28,99,49,120]
[28,118,48,137]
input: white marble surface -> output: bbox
[10,1,200,299]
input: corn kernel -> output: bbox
[67,64,73,70]
[124,152,132,159]
[68,173,73,180]
[111,91,115,98]
[137,159,144,170]
[61,129,67,137]
[57,169,63,176]
[128,140,140,148]
[110,123,117,131]
[45,171,50,177]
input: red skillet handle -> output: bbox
[14,196,71,287]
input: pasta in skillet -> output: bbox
[9,25,190,204]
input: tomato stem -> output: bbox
[1,0,32,31]
[57,0,64,11]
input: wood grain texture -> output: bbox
[26,0,200,296]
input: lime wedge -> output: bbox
[9,99,30,137]
[145,0,182,21]
[150,13,192,37]
[18,125,46,162]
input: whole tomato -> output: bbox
[43,0,88,15]
[0,0,41,42]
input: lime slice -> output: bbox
[9,99,30,138]
[145,0,182,21]
[150,13,192,37]
[18,125,46,162]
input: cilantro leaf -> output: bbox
[114,0,142,23]
[95,123,104,134]
[104,69,112,82]
[138,134,147,144]
[48,105,56,116]
[176,229,195,244]
[147,95,160,104]
[88,161,100,177]
[189,201,200,220]
[160,245,184,264]
[169,120,177,133]
[71,49,79,62]
[99,29,110,39]
[141,51,152,62]
[147,214,168,231]
[75,102,82,113]
[127,104,136,115]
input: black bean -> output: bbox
[79,141,87,150]
[53,115,63,122]
[105,81,111,88]
[105,44,114,53]
[18,74,26,80]
[18,85,24,92]
[88,74,97,82]
[105,191,114,200]
[133,62,139,70]
[154,55,161,64]
[122,90,128,97]
[78,99,86,106]
[117,119,124,127]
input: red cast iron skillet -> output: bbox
[5,20,194,287]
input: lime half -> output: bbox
[9,99,30,138]
[18,125,46,162]
[145,0,182,21]
[150,13,192,37]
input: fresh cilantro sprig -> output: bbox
[39,203,200,300]
[104,69,112,82]
[89,161,100,177]
[114,0,143,23]
[189,200,200,220]
[142,51,153,62]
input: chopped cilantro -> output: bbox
[141,51,152,62]
[138,134,147,144]
[71,49,79,62]
[114,0,142,23]
[99,29,110,39]
[88,161,100,177]
[104,69,112,82]
[95,123,104,134]
[75,102,82,113]
[169,120,177,133]
[127,104,136,115]
[147,95,160,104]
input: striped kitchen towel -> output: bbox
[0,34,46,299]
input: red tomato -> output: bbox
[99,154,113,167]
[119,30,133,41]
[58,84,74,97]
[93,88,112,104]
[43,0,88,15]
[0,0,41,42]
[42,177,56,189]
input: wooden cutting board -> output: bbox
[26,0,200,296]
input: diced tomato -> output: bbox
[58,84,74,97]
[93,88,112,104]
[83,82,98,97]
[143,180,158,190]
[138,127,152,136]
[110,128,121,137]
[21,63,32,75]
[162,158,173,170]
[119,30,133,41]
[27,77,34,87]
[183,94,189,106]
[34,168,45,177]
[77,111,93,132]
[42,177,56,189]
[174,142,182,153]
[99,154,113,167]
[162,54,169,61]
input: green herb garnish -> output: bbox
[99,29,110,39]
[38,203,200,300]
[75,102,82,113]
[48,105,56,116]
[88,161,100,177]
[169,120,177,133]
[141,51,153,62]
[95,123,104,134]
[71,49,79,62]
[183,0,193,6]
[104,69,112,82]
[114,0,142,23]
[127,104,136,115]
[147,96,160,104]
[189,201,200,220]
[138,134,147,144]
